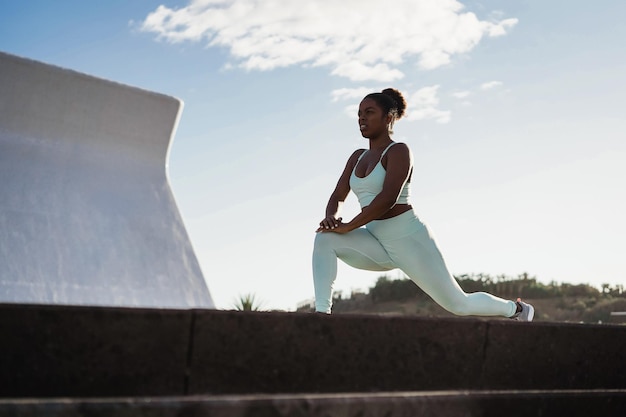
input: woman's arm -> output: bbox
[329,143,412,233]
[317,149,365,232]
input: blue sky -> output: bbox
[2,1,625,311]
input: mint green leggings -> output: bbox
[312,209,517,316]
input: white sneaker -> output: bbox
[512,298,534,322]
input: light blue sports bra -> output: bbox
[349,142,411,209]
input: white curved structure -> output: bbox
[0,51,214,308]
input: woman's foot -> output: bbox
[511,298,534,322]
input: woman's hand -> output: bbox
[316,216,343,233]
[322,222,352,234]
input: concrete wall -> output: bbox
[1,304,625,398]
[0,52,213,308]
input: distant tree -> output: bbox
[602,283,611,295]
[582,298,626,323]
[370,275,424,303]
[234,293,263,311]
[521,280,560,299]
[560,283,600,298]
[455,274,487,293]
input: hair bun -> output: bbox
[381,88,406,119]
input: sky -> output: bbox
[1,1,625,311]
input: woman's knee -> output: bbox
[314,231,350,251]
[314,232,335,250]
[436,295,473,316]
[446,302,473,316]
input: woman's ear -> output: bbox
[387,113,396,134]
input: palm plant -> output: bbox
[234,293,263,311]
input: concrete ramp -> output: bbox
[0,51,213,308]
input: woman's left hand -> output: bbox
[317,220,351,234]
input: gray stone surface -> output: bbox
[1,304,625,400]
[0,51,213,308]
[1,391,625,417]
[482,320,626,389]
[0,303,191,397]
[189,311,488,394]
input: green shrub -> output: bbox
[370,276,424,303]
[581,298,626,323]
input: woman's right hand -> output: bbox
[316,216,343,233]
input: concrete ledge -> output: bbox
[483,320,626,389]
[0,304,191,397]
[189,310,488,394]
[1,304,625,398]
[188,310,626,394]
[1,391,625,417]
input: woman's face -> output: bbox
[358,98,388,138]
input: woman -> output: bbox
[312,88,534,321]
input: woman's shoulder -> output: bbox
[383,142,412,166]
[390,141,410,150]
[349,148,367,160]
[341,148,367,171]
[388,142,411,155]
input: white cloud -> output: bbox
[333,85,451,124]
[140,0,518,82]
[331,87,376,102]
[331,61,404,83]
[451,90,471,99]
[406,85,451,124]
[480,80,503,90]
[487,18,518,37]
